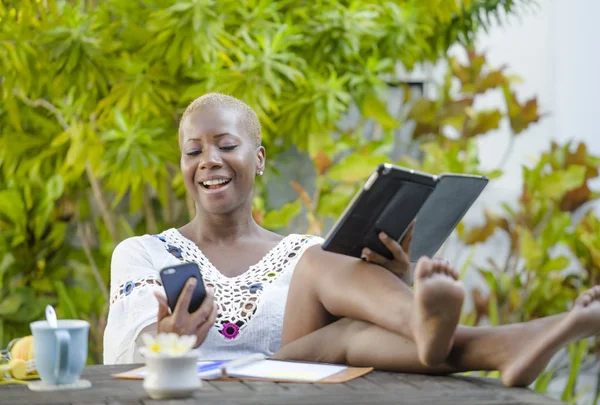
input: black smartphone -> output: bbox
[159,262,206,313]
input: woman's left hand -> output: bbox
[361,222,415,283]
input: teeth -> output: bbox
[203,179,230,186]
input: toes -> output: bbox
[576,287,600,307]
[414,256,433,280]
[581,295,592,307]
[431,259,459,281]
[448,267,460,281]
[415,257,460,282]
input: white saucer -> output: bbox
[144,385,200,400]
[28,379,92,392]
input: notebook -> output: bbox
[112,359,373,384]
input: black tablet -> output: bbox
[321,164,488,261]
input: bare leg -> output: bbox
[275,287,600,387]
[281,250,463,365]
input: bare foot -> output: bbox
[501,286,600,386]
[411,257,465,366]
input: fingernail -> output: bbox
[360,255,367,261]
[379,232,387,240]
[189,278,197,288]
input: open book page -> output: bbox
[112,359,350,383]
[226,360,347,382]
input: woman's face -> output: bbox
[179,106,265,215]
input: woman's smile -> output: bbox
[197,176,233,193]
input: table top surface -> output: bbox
[2,364,564,405]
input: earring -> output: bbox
[257,170,264,176]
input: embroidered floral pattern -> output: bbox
[248,283,263,294]
[166,245,182,259]
[111,277,163,304]
[159,229,313,340]
[221,322,240,339]
[152,234,167,243]
[123,281,135,296]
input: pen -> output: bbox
[197,361,227,373]
[220,353,266,377]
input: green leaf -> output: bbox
[327,155,387,182]
[488,293,499,326]
[479,269,499,294]
[262,200,302,230]
[0,295,23,316]
[54,281,79,319]
[317,184,357,218]
[533,369,555,393]
[363,92,399,130]
[538,165,586,200]
[562,340,587,402]
[518,227,544,270]
[45,175,64,202]
[540,256,570,273]
[0,189,26,228]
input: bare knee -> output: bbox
[293,245,326,282]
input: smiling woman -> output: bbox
[178,97,264,216]
[103,93,600,388]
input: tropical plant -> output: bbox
[0,0,549,369]
[460,141,600,324]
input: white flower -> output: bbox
[140,333,197,357]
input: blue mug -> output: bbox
[30,320,89,385]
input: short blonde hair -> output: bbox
[179,93,262,146]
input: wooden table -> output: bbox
[2,365,564,405]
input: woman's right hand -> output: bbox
[153,278,218,348]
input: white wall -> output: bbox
[471,0,600,207]
[437,0,600,303]
[444,0,600,225]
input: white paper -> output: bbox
[227,359,347,382]
[129,359,348,382]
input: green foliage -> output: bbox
[460,141,600,325]
[0,0,531,363]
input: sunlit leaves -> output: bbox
[95,54,179,121]
[0,0,540,357]
[571,211,600,284]
[278,70,352,149]
[98,111,177,211]
[408,139,501,178]
[142,0,226,73]
[460,140,599,325]
[261,200,302,229]
[327,153,387,183]
[377,2,433,68]
[362,91,399,131]
[450,51,509,95]
[459,209,508,244]
[502,85,542,135]
[547,142,600,212]
[304,1,381,67]
[407,48,539,143]
[41,2,112,98]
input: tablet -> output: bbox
[321,164,488,261]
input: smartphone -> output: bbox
[159,262,206,313]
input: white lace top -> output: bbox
[103,228,323,364]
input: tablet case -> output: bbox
[322,164,488,261]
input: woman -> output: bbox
[104,93,600,387]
